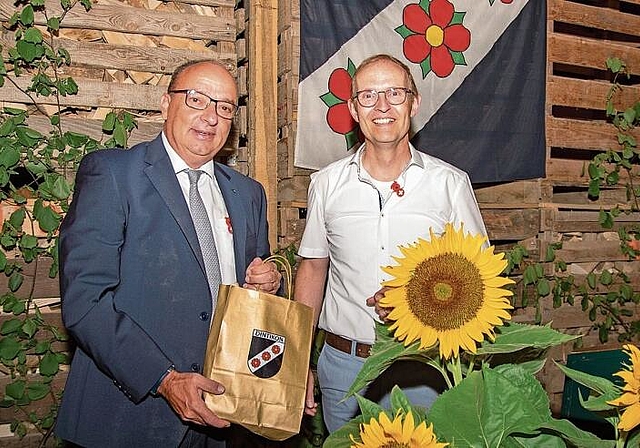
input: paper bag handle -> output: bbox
[263,254,292,300]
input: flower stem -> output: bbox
[450,356,463,386]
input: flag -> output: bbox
[295,0,546,184]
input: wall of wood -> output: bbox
[275,0,640,415]
[1,0,640,443]
[0,0,246,444]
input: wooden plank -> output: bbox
[546,116,640,152]
[481,209,540,241]
[547,75,640,111]
[548,33,640,77]
[543,208,640,233]
[0,0,235,41]
[549,0,640,39]
[50,37,234,75]
[0,76,165,111]
[554,239,631,262]
[474,181,541,205]
[248,0,278,248]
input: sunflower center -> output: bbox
[425,25,444,47]
[380,443,410,448]
[406,252,484,330]
[433,282,453,302]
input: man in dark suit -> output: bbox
[55,60,282,447]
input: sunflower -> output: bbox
[608,344,640,432]
[350,410,448,448]
[380,223,514,359]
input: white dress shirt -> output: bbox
[162,133,237,284]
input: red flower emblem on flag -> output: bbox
[395,0,471,78]
[320,59,363,152]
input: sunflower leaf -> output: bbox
[354,394,384,421]
[554,361,619,397]
[322,416,364,448]
[428,367,545,446]
[346,323,439,398]
[476,323,579,355]
[536,419,614,448]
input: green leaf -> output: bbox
[554,361,619,397]
[319,92,343,109]
[38,351,59,376]
[8,272,23,292]
[26,381,50,400]
[15,40,38,63]
[587,273,596,289]
[33,203,61,232]
[47,16,60,30]
[428,368,544,447]
[5,380,25,399]
[537,419,613,448]
[394,24,414,40]
[102,111,116,132]
[23,27,42,44]
[113,122,127,147]
[20,5,34,25]
[476,323,579,355]
[19,234,38,250]
[523,265,537,285]
[354,394,384,422]
[33,340,50,354]
[599,270,613,286]
[8,207,25,230]
[0,146,20,167]
[347,323,438,397]
[536,279,550,297]
[0,335,21,359]
[323,417,363,448]
[1,318,23,335]
[21,318,37,338]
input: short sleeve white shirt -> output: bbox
[298,144,487,344]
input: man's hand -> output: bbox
[243,257,282,294]
[304,368,318,416]
[157,369,230,428]
[366,286,393,322]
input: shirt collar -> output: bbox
[348,142,425,174]
[161,132,215,179]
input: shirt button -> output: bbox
[191,363,200,372]
[199,311,209,321]
[381,246,385,250]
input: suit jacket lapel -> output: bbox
[143,135,207,275]
[215,164,247,283]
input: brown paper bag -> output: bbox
[203,256,314,441]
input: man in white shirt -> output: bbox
[294,54,487,432]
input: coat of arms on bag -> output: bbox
[247,329,285,378]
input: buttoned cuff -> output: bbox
[150,365,175,397]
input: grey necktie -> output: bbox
[187,169,222,308]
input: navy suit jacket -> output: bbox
[55,135,272,447]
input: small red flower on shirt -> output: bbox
[320,59,364,152]
[395,0,471,79]
[225,216,233,234]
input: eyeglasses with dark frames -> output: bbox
[168,89,238,119]
[352,87,414,108]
